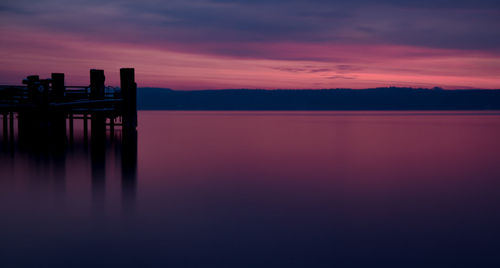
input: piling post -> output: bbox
[91,113,106,144]
[119,68,138,212]
[90,69,105,100]
[90,69,106,142]
[49,73,67,143]
[120,68,137,130]
[2,113,8,143]
[18,76,38,143]
[9,112,14,140]
[83,114,88,143]
[89,70,106,208]
[109,117,114,139]
[17,112,26,145]
[68,113,74,144]
[23,75,39,98]
[51,73,65,101]
[41,80,50,107]
[3,113,7,132]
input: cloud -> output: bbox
[0,0,499,89]
[328,75,356,80]
[272,66,333,73]
[336,65,363,73]
[1,0,499,59]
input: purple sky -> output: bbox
[1,0,499,89]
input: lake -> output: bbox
[1,111,500,267]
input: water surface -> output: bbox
[1,111,500,267]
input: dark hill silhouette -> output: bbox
[137,87,500,110]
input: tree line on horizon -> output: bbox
[136,87,500,110]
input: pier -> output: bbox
[0,68,138,213]
[0,68,137,145]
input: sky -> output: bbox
[1,0,499,89]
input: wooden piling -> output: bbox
[83,113,88,142]
[89,69,106,142]
[68,113,74,143]
[119,68,139,205]
[9,112,14,139]
[89,71,107,201]
[2,113,8,142]
[51,73,65,101]
[90,69,105,100]
[109,117,114,139]
[120,68,137,130]
[50,111,67,144]
[3,113,7,131]
[16,112,28,144]
[23,75,39,104]
[91,113,106,144]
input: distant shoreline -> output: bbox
[138,87,500,110]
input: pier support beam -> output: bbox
[90,69,105,100]
[23,75,39,102]
[83,114,88,144]
[51,73,65,101]
[2,113,8,144]
[90,70,106,143]
[68,114,74,144]
[49,73,67,146]
[109,117,114,139]
[9,112,14,140]
[91,113,106,144]
[3,113,7,133]
[120,68,137,130]
[17,112,29,146]
[89,70,106,210]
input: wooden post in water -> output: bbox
[120,68,138,211]
[120,68,137,130]
[2,113,8,143]
[90,69,105,100]
[16,111,26,144]
[9,112,14,140]
[3,113,7,132]
[24,75,39,101]
[109,117,114,139]
[83,113,88,143]
[18,76,36,143]
[90,69,106,142]
[51,73,65,101]
[68,113,74,144]
[50,73,66,143]
[88,70,107,208]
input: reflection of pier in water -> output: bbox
[0,68,138,213]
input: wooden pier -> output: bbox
[0,68,137,144]
[1,68,139,209]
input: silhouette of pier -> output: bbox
[0,68,137,145]
[0,68,138,214]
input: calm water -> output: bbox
[1,111,500,267]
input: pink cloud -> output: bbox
[1,27,499,89]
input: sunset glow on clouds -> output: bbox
[1,0,499,89]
